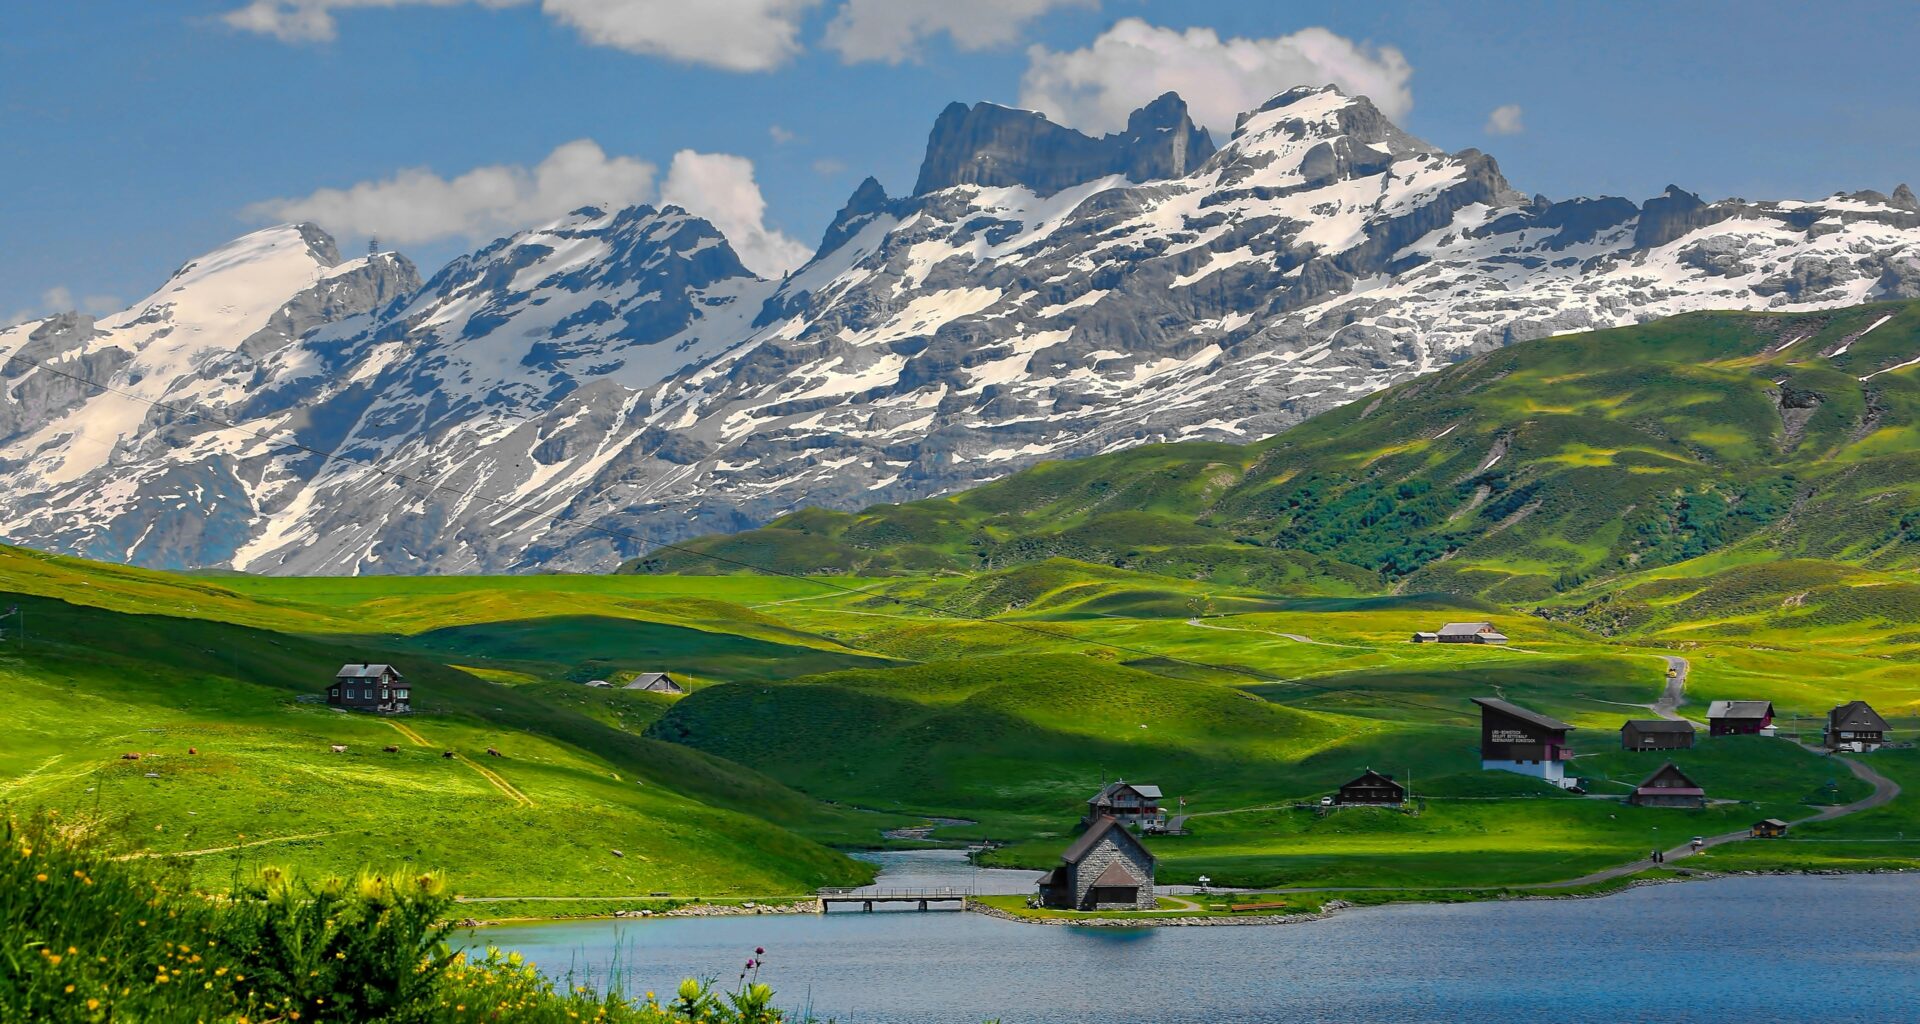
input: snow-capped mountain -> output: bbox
[6,86,1920,573]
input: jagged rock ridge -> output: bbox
[5,86,1920,573]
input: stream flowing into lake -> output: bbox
[469,851,1920,1023]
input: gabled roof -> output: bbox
[1472,697,1573,732]
[1340,768,1404,791]
[1829,700,1890,732]
[1707,700,1774,720]
[1622,718,1695,734]
[1634,761,1704,795]
[1757,818,1789,828]
[624,672,686,692]
[336,663,399,679]
[1059,815,1152,868]
[1438,622,1495,636]
[1090,780,1163,802]
[1090,861,1144,888]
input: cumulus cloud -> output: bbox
[1484,104,1525,136]
[243,139,659,246]
[221,0,816,71]
[4,286,122,328]
[662,151,812,278]
[825,0,1094,64]
[1019,18,1413,136]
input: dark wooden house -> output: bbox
[1628,762,1705,808]
[1826,701,1890,752]
[1472,697,1576,788]
[1706,700,1775,736]
[1084,781,1165,828]
[1621,719,1696,751]
[1036,815,1157,911]
[1751,818,1789,838]
[623,672,688,694]
[1335,769,1406,805]
[1437,622,1509,645]
[328,664,410,714]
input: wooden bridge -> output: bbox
[817,887,973,912]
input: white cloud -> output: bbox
[662,151,812,278]
[811,157,848,177]
[1484,104,1525,136]
[1019,18,1413,136]
[221,0,816,71]
[243,139,658,245]
[768,124,797,145]
[5,286,122,328]
[825,0,1094,64]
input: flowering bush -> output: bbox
[3,813,806,1023]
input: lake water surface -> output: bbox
[472,852,1920,1023]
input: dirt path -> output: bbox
[1652,656,1689,720]
[1185,618,1330,647]
[387,720,535,808]
[114,831,336,860]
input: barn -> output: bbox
[623,672,688,694]
[1628,762,1706,808]
[1335,769,1406,805]
[327,664,410,714]
[1706,700,1775,736]
[1035,815,1157,911]
[1621,719,1696,751]
[1472,697,1576,789]
[1437,622,1509,645]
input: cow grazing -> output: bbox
[329,744,348,754]
[485,747,503,758]
[382,745,400,753]
[121,753,141,761]
[442,751,456,759]
[187,747,197,755]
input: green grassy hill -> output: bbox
[632,301,1920,611]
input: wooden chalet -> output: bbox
[1035,815,1157,911]
[328,664,410,714]
[1620,719,1696,751]
[1826,701,1890,752]
[1084,781,1165,828]
[1437,622,1508,645]
[1706,700,1775,736]
[1628,762,1706,808]
[1334,769,1406,805]
[1751,818,1789,839]
[1472,697,1576,789]
[623,672,688,694]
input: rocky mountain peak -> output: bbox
[1893,183,1918,211]
[911,94,1215,197]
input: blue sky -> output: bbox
[4,0,1918,321]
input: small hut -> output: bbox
[1437,622,1508,645]
[1751,818,1789,839]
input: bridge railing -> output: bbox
[818,887,975,898]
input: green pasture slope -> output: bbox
[6,300,1920,905]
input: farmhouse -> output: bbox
[1826,701,1890,752]
[1335,769,1406,805]
[1621,719,1696,751]
[1436,622,1508,645]
[1628,762,1706,808]
[1752,818,1789,838]
[623,672,688,694]
[1472,697,1576,789]
[1706,700,1775,736]
[1035,815,1157,911]
[327,664,410,714]
[1084,781,1165,828]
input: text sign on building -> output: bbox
[1489,729,1537,743]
